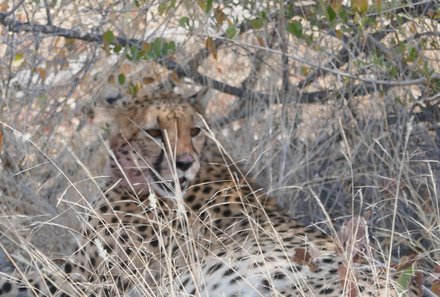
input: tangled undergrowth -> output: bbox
[0,0,439,295]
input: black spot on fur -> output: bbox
[192,203,202,210]
[186,194,196,203]
[2,282,12,293]
[207,262,223,274]
[104,244,113,252]
[137,225,147,232]
[150,239,159,247]
[153,150,164,173]
[261,278,271,290]
[223,268,234,276]
[322,258,334,264]
[202,186,212,194]
[120,233,129,243]
[230,275,242,284]
[273,271,286,280]
[99,205,108,213]
[319,288,334,294]
[64,262,72,273]
[223,209,232,217]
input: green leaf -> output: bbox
[389,65,398,78]
[432,77,440,93]
[406,47,418,62]
[304,34,313,45]
[113,44,122,53]
[352,0,369,14]
[118,73,125,85]
[326,5,336,22]
[251,18,264,30]
[127,45,140,61]
[128,82,139,96]
[258,10,267,20]
[395,42,406,55]
[339,8,348,22]
[165,41,176,55]
[285,3,295,19]
[158,2,167,15]
[205,0,212,12]
[397,263,415,295]
[146,38,176,59]
[102,30,115,45]
[226,25,237,39]
[287,21,302,38]
[14,53,24,61]
[178,16,190,29]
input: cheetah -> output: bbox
[0,87,420,297]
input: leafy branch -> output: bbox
[0,0,438,125]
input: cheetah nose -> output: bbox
[176,154,194,171]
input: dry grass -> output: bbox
[0,1,439,296]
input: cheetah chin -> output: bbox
[152,176,190,197]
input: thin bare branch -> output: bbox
[3,0,25,18]
[0,1,437,109]
[240,29,277,89]
[43,0,52,26]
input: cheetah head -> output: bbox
[105,93,206,198]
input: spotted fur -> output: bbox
[0,91,418,297]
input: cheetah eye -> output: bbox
[145,129,163,138]
[190,127,201,137]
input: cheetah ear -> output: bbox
[188,87,209,116]
[94,100,139,145]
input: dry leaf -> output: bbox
[432,280,440,296]
[33,67,47,81]
[329,0,343,13]
[394,254,417,271]
[375,0,382,10]
[170,72,181,84]
[0,2,9,12]
[336,214,369,262]
[214,8,226,25]
[291,248,318,272]
[205,37,217,60]
[0,128,3,152]
[257,36,265,47]
[143,77,156,84]
[142,42,150,52]
[394,254,419,296]
[351,0,368,14]
[108,74,115,84]
[414,271,423,297]
[429,264,440,296]
[120,63,132,75]
[338,263,358,297]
